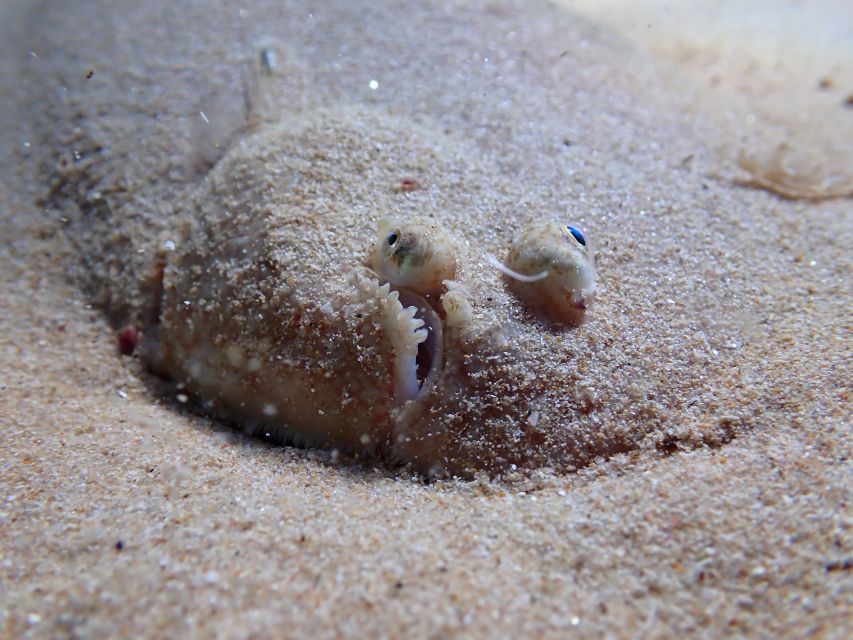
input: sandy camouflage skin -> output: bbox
[25,0,766,477]
[145,111,595,476]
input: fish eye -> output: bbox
[497,221,596,325]
[566,225,586,246]
[371,220,457,294]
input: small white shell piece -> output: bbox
[370,219,457,295]
[498,222,596,325]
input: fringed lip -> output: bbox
[394,288,444,404]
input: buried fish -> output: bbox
[26,0,752,477]
[143,109,597,477]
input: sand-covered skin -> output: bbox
[1,0,851,637]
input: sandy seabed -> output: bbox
[1,0,851,637]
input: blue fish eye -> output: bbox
[566,225,586,246]
[387,231,399,246]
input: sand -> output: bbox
[1,0,851,637]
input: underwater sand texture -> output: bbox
[1,0,851,637]
[565,0,853,201]
[17,0,828,476]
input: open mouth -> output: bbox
[391,288,444,404]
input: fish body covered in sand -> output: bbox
[27,0,757,476]
[146,112,595,476]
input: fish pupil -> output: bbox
[387,232,399,246]
[567,225,586,246]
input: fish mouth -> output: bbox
[392,288,443,404]
[345,267,444,408]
